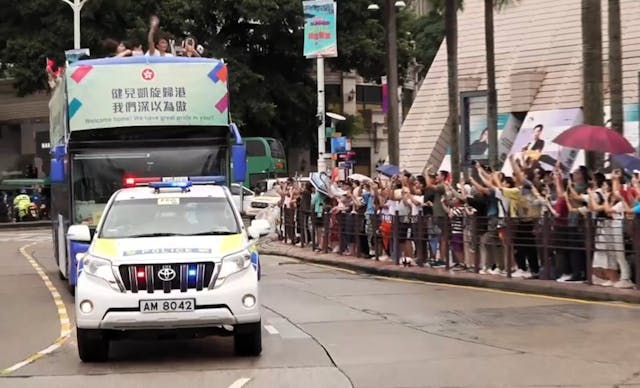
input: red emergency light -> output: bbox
[123,176,161,188]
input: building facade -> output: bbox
[400,0,640,174]
[0,80,51,180]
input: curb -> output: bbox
[0,221,51,230]
[259,243,640,305]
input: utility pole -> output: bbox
[61,0,89,49]
[317,57,327,173]
[385,0,400,166]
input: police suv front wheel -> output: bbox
[77,328,109,362]
[233,321,262,356]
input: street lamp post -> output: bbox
[61,0,89,49]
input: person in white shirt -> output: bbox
[146,15,174,57]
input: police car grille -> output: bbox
[118,262,215,293]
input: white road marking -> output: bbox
[228,377,252,388]
[0,242,71,375]
[264,324,279,335]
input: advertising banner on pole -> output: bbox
[303,0,338,58]
[381,75,388,114]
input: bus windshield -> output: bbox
[72,146,226,226]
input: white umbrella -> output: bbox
[348,173,372,182]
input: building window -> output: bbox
[325,84,342,113]
[356,85,382,105]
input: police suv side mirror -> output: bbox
[67,224,91,243]
[247,219,271,240]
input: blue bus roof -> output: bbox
[69,56,223,67]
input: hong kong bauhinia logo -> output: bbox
[141,68,155,81]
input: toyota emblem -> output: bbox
[157,267,176,281]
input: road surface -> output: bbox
[1,228,640,387]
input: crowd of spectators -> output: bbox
[102,15,204,59]
[273,155,640,290]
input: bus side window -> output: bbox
[245,140,266,157]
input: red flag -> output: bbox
[46,58,61,77]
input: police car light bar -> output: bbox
[124,177,161,187]
[189,176,226,184]
[149,181,193,190]
[124,176,226,188]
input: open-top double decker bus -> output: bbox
[48,56,247,293]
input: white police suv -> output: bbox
[68,178,270,362]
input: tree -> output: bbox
[486,0,517,170]
[485,0,498,170]
[331,0,416,83]
[0,0,423,152]
[445,0,460,181]
[608,0,623,135]
[410,8,446,80]
[581,0,604,169]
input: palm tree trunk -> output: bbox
[608,0,623,135]
[485,0,498,169]
[446,0,460,181]
[581,0,604,170]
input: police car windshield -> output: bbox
[99,197,240,239]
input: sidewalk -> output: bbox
[259,241,640,304]
[0,221,50,230]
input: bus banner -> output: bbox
[66,60,230,131]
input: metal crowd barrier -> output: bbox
[277,206,640,287]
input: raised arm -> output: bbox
[588,189,604,213]
[470,176,489,195]
[147,16,160,56]
[509,154,525,187]
[476,165,496,188]
[440,196,451,214]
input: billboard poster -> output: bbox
[440,113,521,173]
[303,0,338,58]
[467,113,518,162]
[66,59,230,131]
[501,108,583,176]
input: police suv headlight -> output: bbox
[82,254,120,291]
[215,251,251,288]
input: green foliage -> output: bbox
[331,0,418,83]
[335,114,365,138]
[410,10,446,78]
[0,0,444,148]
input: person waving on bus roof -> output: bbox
[146,15,174,57]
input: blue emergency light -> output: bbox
[189,176,226,184]
[125,175,227,189]
[149,181,193,190]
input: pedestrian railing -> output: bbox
[275,206,640,288]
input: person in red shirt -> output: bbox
[550,167,571,281]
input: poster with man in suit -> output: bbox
[502,108,583,176]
